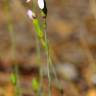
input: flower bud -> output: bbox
[38,0,44,9]
[27,9,36,20]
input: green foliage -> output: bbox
[32,78,39,91]
[10,73,17,85]
[33,19,43,38]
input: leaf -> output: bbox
[32,78,39,91]
[10,73,17,85]
[33,19,43,38]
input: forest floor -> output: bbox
[0,0,96,96]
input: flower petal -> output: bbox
[38,0,44,9]
[27,9,36,20]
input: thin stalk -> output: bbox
[32,18,51,96]
[8,18,22,96]
[4,1,21,96]
[42,17,63,92]
[35,32,43,96]
[43,19,51,96]
[31,2,43,95]
[31,1,61,95]
[9,24,21,96]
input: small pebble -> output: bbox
[56,63,78,80]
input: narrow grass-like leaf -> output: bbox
[33,19,43,38]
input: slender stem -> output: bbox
[31,2,44,95]
[8,17,22,96]
[5,1,21,96]
[43,17,63,94]
[35,32,43,96]
[31,3,61,95]
[42,17,52,96]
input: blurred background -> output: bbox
[0,0,96,96]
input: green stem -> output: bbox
[4,1,21,96]
[35,31,43,96]
[32,18,52,95]
[43,17,63,94]
[43,25,51,96]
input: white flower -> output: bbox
[38,0,44,9]
[26,0,31,3]
[27,9,36,20]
